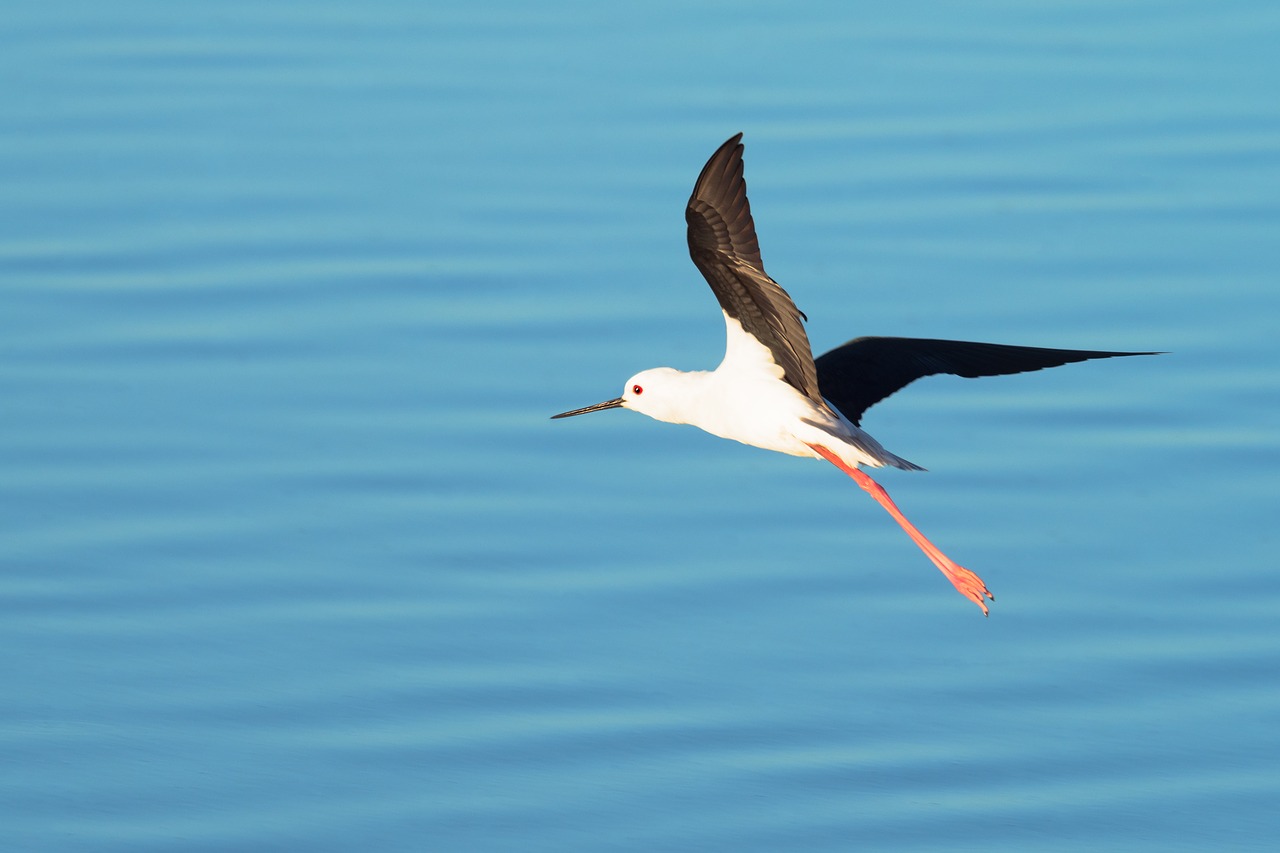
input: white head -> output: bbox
[551,367,692,425]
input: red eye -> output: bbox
[632,385,643,395]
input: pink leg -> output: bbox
[808,444,994,616]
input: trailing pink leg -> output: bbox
[808,444,994,615]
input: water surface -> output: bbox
[3,2,1279,850]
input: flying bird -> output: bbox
[552,133,1155,615]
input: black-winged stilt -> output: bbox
[552,133,1156,615]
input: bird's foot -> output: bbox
[939,563,994,616]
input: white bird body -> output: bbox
[624,313,916,470]
[553,133,1155,615]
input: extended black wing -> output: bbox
[816,336,1158,425]
[686,134,823,406]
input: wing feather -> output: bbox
[816,336,1159,425]
[686,134,822,405]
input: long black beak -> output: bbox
[551,397,625,419]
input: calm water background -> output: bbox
[3,1,1279,850]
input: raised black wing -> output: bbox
[686,134,823,406]
[816,336,1159,425]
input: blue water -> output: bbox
[4,1,1279,850]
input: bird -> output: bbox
[552,133,1156,615]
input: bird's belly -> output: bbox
[695,380,827,457]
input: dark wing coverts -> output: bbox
[686,134,824,405]
[816,337,1158,425]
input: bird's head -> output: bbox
[551,367,689,424]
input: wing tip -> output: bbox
[693,133,746,190]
